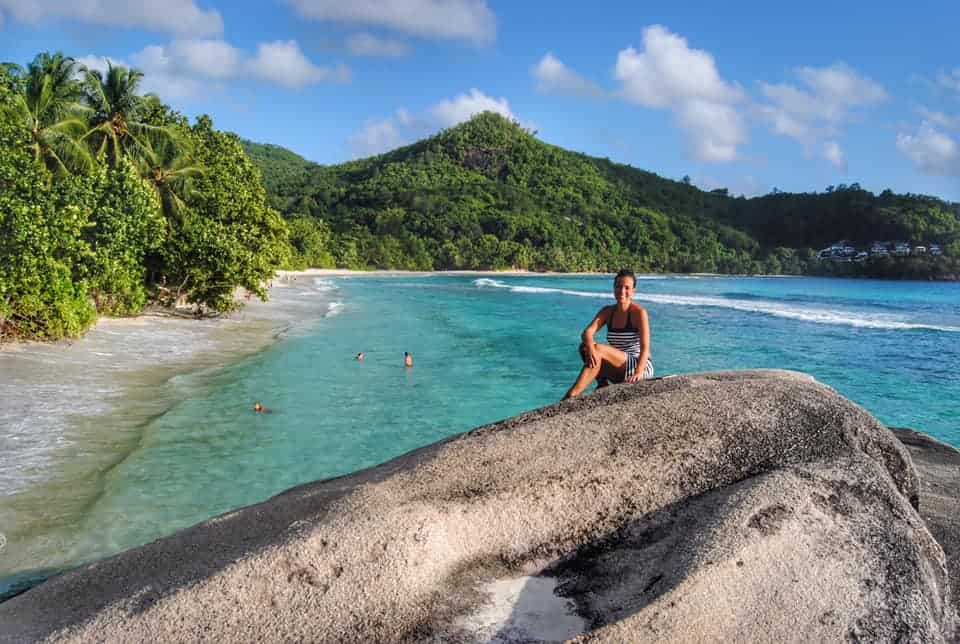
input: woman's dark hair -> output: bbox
[614,268,636,287]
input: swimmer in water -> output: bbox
[404,352,413,368]
[356,352,364,361]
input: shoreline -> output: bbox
[0,269,925,354]
[2,372,956,639]
[0,277,340,592]
[276,268,617,278]
[3,275,958,609]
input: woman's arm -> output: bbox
[581,307,609,368]
[626,306,651,383]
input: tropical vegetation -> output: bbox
[3,50,959,343]
[1,52,288,341]
[243,113,960,277]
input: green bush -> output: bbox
[151,116,289,311]
[0,94,95,339]
[81,160,165,315]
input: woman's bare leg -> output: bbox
[579,343,611,389]
[563,343,627,399]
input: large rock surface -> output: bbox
[0,370,956,643]
[891,427,960,636]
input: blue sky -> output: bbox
[2,0,959,201]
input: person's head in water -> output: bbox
[254,401,263,413]
[404,351,413,368]
[355,352,364,361]
[613,269,637,307]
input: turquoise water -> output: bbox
[2,273,959,595]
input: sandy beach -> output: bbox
[0,276,341,589]
[275,268,616,278]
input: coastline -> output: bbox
[4,271,958,605]
[0,276,341,595]
[275,268,617,278]
[2,371,956,639]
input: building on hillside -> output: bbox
[893,242,911,256]
[817,240,859,262]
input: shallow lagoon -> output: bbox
[1,273,958,596]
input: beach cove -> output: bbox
[2,271,959,600]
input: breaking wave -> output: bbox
[471,278,960,333]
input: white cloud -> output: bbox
[756,62,886,166]
[247,40,350,88]
[130,45,225,98]
[0,0,221,36]
[347,89,526,157]
[431,88,515,127]
[531,53,604,98]
[896,124,960,176]
[348,113,406,157]
[346,33,409,57]
[77,52,206,99]
[79,38,346,100]
[613,25,746,162]
[614,26,744,108]
[823,141,846,171]
[168,39,241,79]
[919,107,960,131]
[286,0,495,44]
[758,82,842,127]
[937,68,960,94]
[796,64,887,104]
[676,99,747,163]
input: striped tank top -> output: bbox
[607,306,642,356]
[607,305,654,380]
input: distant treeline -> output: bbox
[1,52,289,341]
[4,51,960,342]
[243,112,960,279]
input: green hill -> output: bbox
[243,112,960,277]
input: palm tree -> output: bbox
[82,63,166,167]
[6,52,92,175]
[137,131,204,234]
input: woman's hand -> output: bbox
[625,370,643,384]
[586,345,599,369]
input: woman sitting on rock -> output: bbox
[563,269,653,399]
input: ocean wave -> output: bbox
[312,278,339,292]
[325,301,345,318]
[471,279,960,333]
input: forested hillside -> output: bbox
[244,112,960,277]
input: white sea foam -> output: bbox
[471,279,960,333]
[312,278,339,292]
[325,301,345,317]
